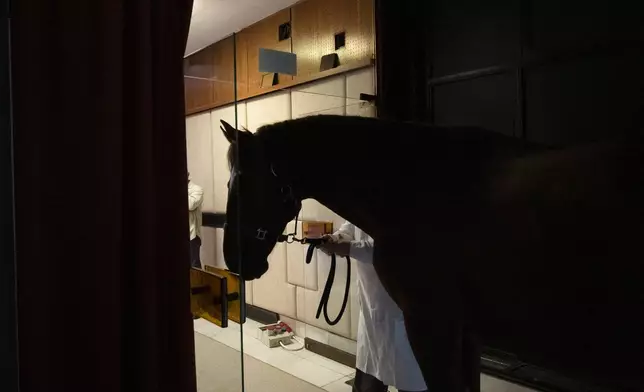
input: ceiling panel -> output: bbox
[186,0,302,56]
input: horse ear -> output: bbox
[220,120,239,144]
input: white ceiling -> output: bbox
[185,0,302,57]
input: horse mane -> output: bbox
[226,142,236,172]
[226,125,252,171]
[224,114,546,175]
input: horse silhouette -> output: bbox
[218,114,644,392]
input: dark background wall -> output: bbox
[376,0,643,391]
[427,0,643,147]
[1,0,19,391]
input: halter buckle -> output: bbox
[256,228,268,240]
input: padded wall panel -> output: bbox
[210,103,248,213]
[245,281,254,306]
[186,112,215,212]
[246,91,292,131]
[292,77,346,118]
[346,67,376,118]
[186,112,218,270]
[296,251,353,337]
[285,220,319,291]
[250,241,297,318]
[199,227,218,270]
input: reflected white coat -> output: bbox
[334,221,427,391]
[188,176,204,240]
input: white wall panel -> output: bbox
[199,227,218,270]
[186,112,217,268]
[186,112,215,212]
[246,91,291,131]
[285,220,319,291]
[346,67,377,118]
[296,250,353,337]
[292,77,346,118]
[250,241,297,318]
[245,281,254,306]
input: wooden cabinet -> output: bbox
[291,0,374,81]
[184,36,235,114]
[236,9,293,98]
[183,0,375,115]
[183,46,215,113]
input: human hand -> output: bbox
[317,237,351,257]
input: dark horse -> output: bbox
[219,114,644,392]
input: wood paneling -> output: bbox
[183,0,376,115]
[234,33,250,100]
[183,36,235,113]
[185,59,373,116]
[183,46,215,113]
[291,0,374,81]
[211,36,236,106]
[236,9,293,97]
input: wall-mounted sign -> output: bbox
[259,48,297,76]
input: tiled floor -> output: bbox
[194,318,355,391]
[194,318,535,392]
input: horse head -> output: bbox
[219,119,302,280]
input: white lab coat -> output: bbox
[334,221,427,391]
[188,177,204,240]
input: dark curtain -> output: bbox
[1,2,18,391]
[11,0,196,391]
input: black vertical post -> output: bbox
[517,0,530,145]
[375,0,432,122]
[1,0,19,390]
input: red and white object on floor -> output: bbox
[259,321,295,348]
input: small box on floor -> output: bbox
[259,321,295,348]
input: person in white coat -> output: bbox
[188,173,204,269]
[318,220,427,392]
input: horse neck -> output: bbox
[261,117,399,238]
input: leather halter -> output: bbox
[232,162,351,326]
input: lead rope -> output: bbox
[277,217,351,326]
